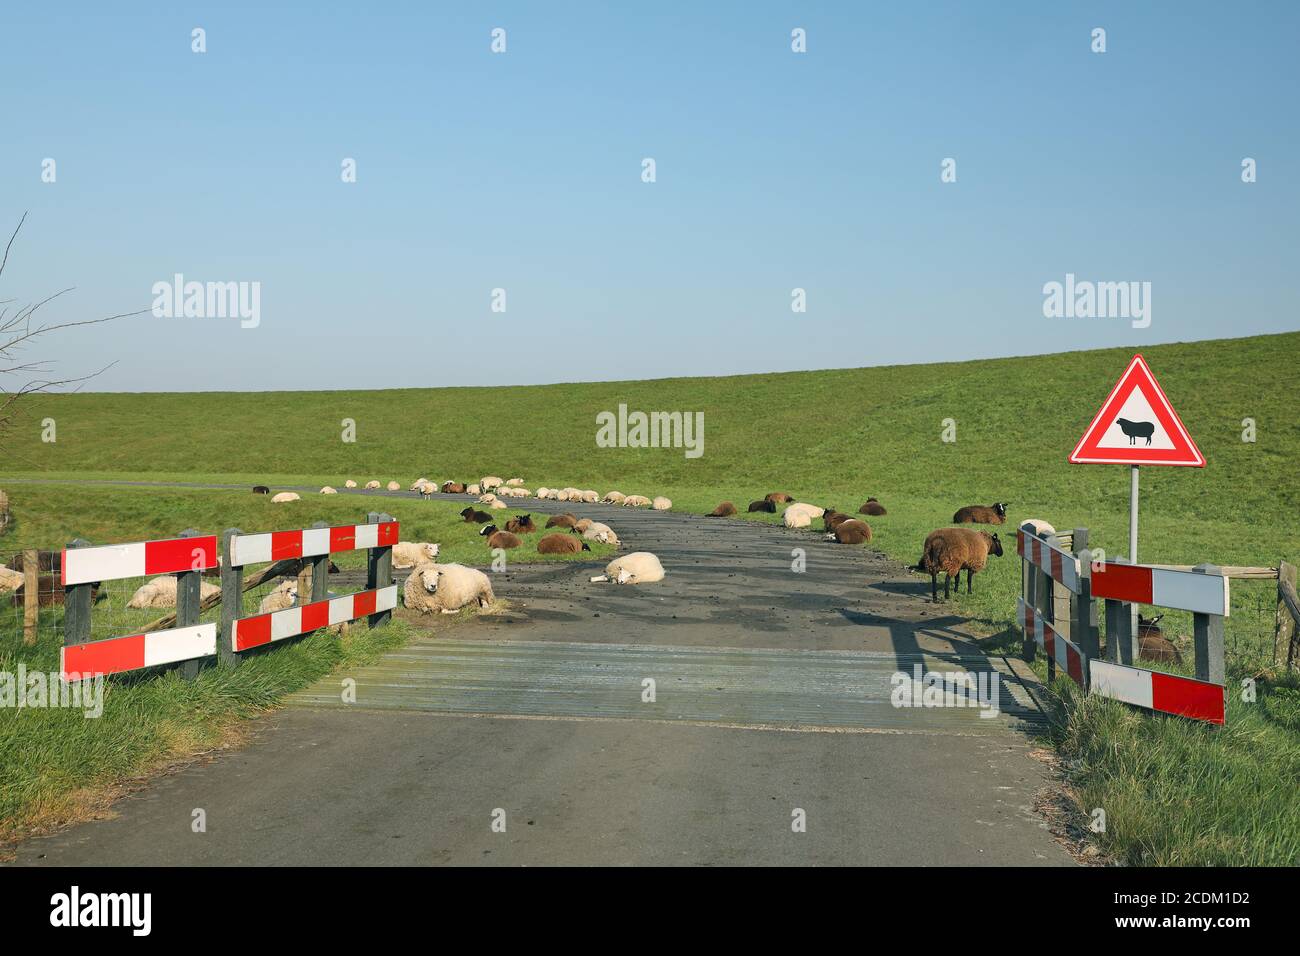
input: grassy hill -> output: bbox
[2,330,1299,864]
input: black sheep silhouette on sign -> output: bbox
[1115,417,1155,445]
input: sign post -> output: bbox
[1070,354,1204,636]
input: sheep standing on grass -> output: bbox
[590,552,665,584]
[467,484,482,496]
[392,541,440,570]
[916,528,1004,600]
[404,563,495,614]
[480,476,503,491]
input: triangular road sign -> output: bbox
[1070,354,1204,467]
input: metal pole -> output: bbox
[1129,464,1140,638]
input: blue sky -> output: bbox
[2,1,1296,391]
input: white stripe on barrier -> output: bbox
[1089,659,1154,710]
[1151,567,1230,617]
[64,543,145,585]
[302,526,330,555]
[231,533,273,566]
[143,624,217,668]
[355,523,379,549]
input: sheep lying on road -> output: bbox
[467,483,482,496]
[386,481,401,491]
[917,528,1004,600]
[392,541,440,569]
[652,496,672,511]
[590,551,665,584]
[404,563,494,614]
[602,491,625,504]
[320,486,337,494]
[442,481,466,494]
[621,495,651,508]
[271,492,301,503]
[952,502,1008,524]
[538,533,590,554]
[128,576,221,609]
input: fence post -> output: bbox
[1275,560,1298,669]
[309,520,330,605]
[21,548,39,646]
[1038,534,1056,682]
[366,511,393,629]
[1192,563,1226,685]
[1103,557,1136,664]
[176,529,204,680]
[63,539,93,649]
[1020,527,1036,662]
[1073,527,1097,689]
[218,528,243,667]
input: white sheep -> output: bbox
[1019,519,1056,538]
[259,579,298,613]
[410,478,432,492]
[392,541,440,570]
[127,576,221,609]
[467,483,481,496]
[365,480,381,490]
[621,495,651,508]
[652,496,672,511]
[782,502,825,528]
[602,491,626,504]
[0,565,26,593]
[478,493,500,504]
[403,563,495,614]
[489,499,508,510]
[580,490,599,503]
[590,552,665,585]
[536,487,552,500]
[320,486,338,495]
[505,478,524,487]
[271,492,301,503]
[583,522,620,546]
[480,476,503,491]
[344,480,358,488]
[386,481,401,491]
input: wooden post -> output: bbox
[1104,557,1137,664]
[1275,561,1298,669]
[366,511,393,629]
[176,529,204,680]
[1073,528,1097,689]
[21,548,39,646]
[309,521,330,605]
[63,539,93,649]
[1193,563,1226,685]
[218,528,243,667]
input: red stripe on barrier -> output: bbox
[378,521,399,546]
[330,525,357,552]
[235,614,273,651]
[353,590,377,618]
[1091,562,1153,604]
[271,530,303,561]
[1066,643,1083,684]
[60,547,68,587]
[144,536,217,575]
[300,600,330,632]
[1151,672,1226,725]
[1050,550,1062,582]
[62,634,145,677]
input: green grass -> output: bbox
[2,330,1298,863]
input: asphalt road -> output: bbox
[7,484,1074,866]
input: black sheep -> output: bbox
[1115,418,1155,446]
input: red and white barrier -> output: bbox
[60,623,217,680]
[1017,531,1081,594]
[1018,598,1085,685]
[229,521,399,566]
[231,585,397,652]
[62,535,218,586]
[1091,562,1229,617]
[1090,659,1225,725]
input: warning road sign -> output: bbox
[1069,354,1204,467]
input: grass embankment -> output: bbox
[2,331,1298,863]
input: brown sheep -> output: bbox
[823,510,852,532]
[461,507,492,523]
[1137,614,1184,665]
[505,514,538,534]
[827,519,872,544]
[765,492,795,504]
[747,499,776,513]
[706,501,737,517]
[479,525,521,549]
[9,551,61,574]
[916,528,1004,600]
[952,502,1008,524]
[538,533,590,554]
[442,481,467,494]
[546,513,579,529]
[859,498,887,516]
[10,575,100,608]
[574,518,594,533]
